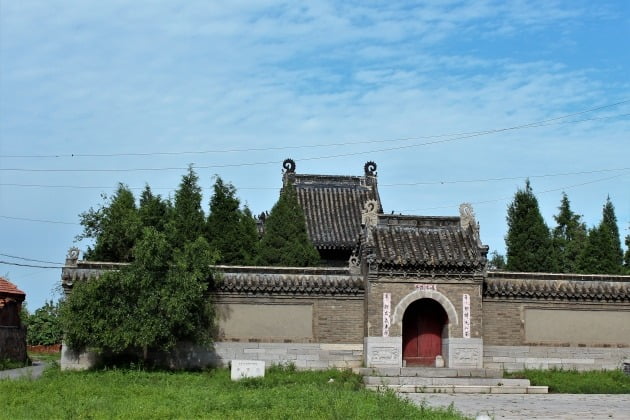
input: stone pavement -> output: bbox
[403,393,630,420]
[0,361,46,380]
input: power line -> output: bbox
[1,172,626,226]
[2,102,628,159]
[0,215,79,225]
[401,173,629,213]
[1,112,629,173]
[0,260,65,269]
[0,253,64,266]
[1,166,628,190]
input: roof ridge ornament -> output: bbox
[364,161,377,176]
[362,199,379,227]
[459,203,476,231]
[283,158,296,173]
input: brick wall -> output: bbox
[215,294,364,344]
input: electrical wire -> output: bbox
[1,112,629,173]
[0,253,65,265]
[1,166,628,190]
[0,260,66,269]
[2,102,629,159]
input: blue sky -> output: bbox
[1,0,629,310]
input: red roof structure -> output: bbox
[0,277,26,298]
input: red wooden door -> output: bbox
[402,300,445,366]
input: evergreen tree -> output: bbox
[551,192,587,273]
[62,227,219,360]
[167,167,206,249]
[257,183,320,267]
[139,185,171,232]
[487,251,506,270]
[579,197,623,274]
[77,184,141,262]
[238,206,260,265]
[206,177,257,265]
[624,226,630,274]
[505,180,554,272]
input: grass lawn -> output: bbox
[1,365,468,419]
[505,368,630,394]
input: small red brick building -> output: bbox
[0,277,27,362]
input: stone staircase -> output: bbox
[356,367,548,394]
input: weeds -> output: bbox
[505,368,630,394]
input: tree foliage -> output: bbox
[166,166,206,250]
[77,184,141,262]
[62,228,218,356]
[579,197,624,274]
[139,185,171,232]
[505,180,554,272]
[206,177,258,265]
[487,251,506,270]
[551,193,587,273]
[624,226,630,274]
[25,300,63,346]
[257,183,320,267]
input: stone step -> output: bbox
[363,376,530,387]
[355,367,503,378]
[366,384,549,394]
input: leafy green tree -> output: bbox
[166,167,206,249]
[487,251,506,270]
[206,177,257,265]
[139,185,171,232]
[61,227,218,359]
[77,184,141,262]
[579,197,624,274]
[551,193,588,273]
[25,300,63,346]
[257,183,319,266]
[505,180,554,272]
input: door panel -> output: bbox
[402,299,446,366]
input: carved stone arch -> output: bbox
[392,289,459,330]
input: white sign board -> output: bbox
[462,294,471,339]
[231,360,265,381]
[382,293,391,337]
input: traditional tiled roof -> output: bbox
[365,213,488,272]
[60,260,363,297]
[484,272,630,302]
[215,266,363,296]
[0,277,26,298]
[283,159,381,250]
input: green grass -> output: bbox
[27,351,61,364]
[505,368,630,394]
[1,365,468,419]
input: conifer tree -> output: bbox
[579,197,623,274]
[206,177,258,265]
[505,180,554,272]
[624,227,630,274]
[139,185,171,232]
[167,167,206,249]
[257,183,320,267]
[239,206,260,265]
[78,184,141,262]
[551,192,587,273]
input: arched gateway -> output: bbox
[402,298,448,366]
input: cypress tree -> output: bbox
[551,192,587,273]
[167,166,206,249]
[78,184,141,262]
[139,185,171,232]
[257,183,320,267]
[624,227,630,274]
[239,206,260,265]
[206,177,257,265]
[505,180,554,272]
[579,197,623,274]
